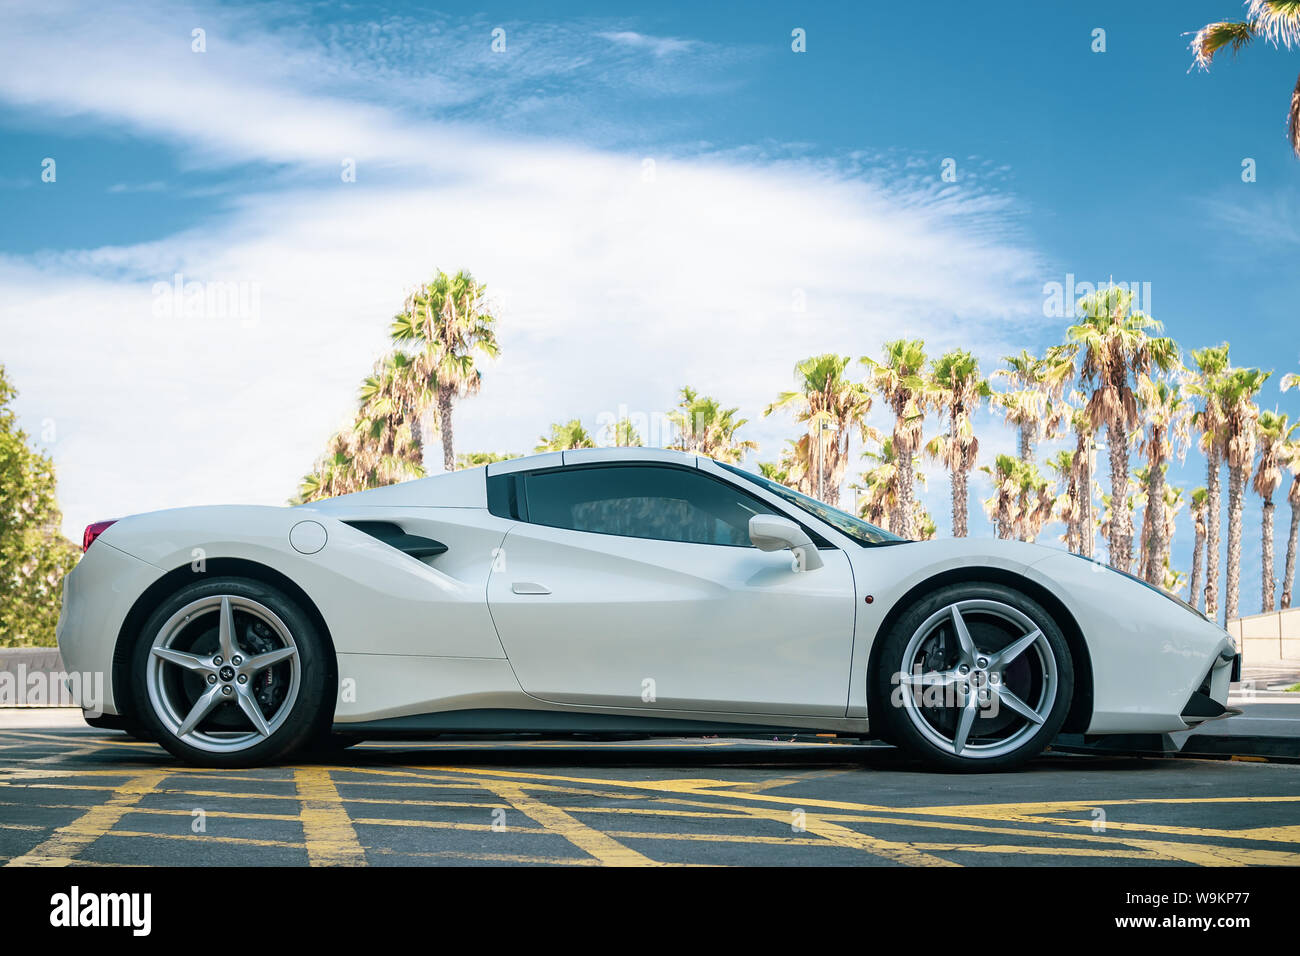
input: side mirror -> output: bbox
[748,514,824,571]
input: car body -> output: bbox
[57,447,1239,769]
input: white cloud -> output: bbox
[0,0,1050,539]
[1208,187,1300,247]
[598,31,696,57]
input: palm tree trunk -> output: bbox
[1261,497,1276,613]
[408,410,425,470]
[1144,458,1166,586]
[895,429,915,539]
[824,438,842,508]
[1225,464,1245,623]
[1079,437,1094,559]
[1204,449,1222,620]
[952,466,968,538]
[1106,419,1132,571]
[1189,527,1205,609]
[951,407,967,538]
[1283,499,1300,610]
[1065,477,1079,554]
[437,385,455,472]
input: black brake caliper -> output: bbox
[242,620,288,713]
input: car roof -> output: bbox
[486,447,699,475]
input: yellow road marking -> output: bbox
[487,782,658,866]
[293,768,366,866]
[3,733,1299,867]
[4,770,166,866]
[0,731,157,749]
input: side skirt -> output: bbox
[334,708,866,740]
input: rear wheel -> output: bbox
[872,582,1073,772]
[130,576,332,767]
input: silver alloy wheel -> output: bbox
[897,598,1057,759]
[145,595,301,754]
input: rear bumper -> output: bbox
[55,542,165,717]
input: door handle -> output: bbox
[511,582,552,595]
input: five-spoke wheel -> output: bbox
[131,577,330,766]
[874,582,1074,771]
[146,595,301,751]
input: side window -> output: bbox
[521,465,780,546]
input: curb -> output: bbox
[1049,732,1300,764]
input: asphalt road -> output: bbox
[0,726,1297,866]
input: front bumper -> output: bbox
[1027,551,1237,734]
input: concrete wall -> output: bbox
[0,648,69,707]
[1227,607,1300,664]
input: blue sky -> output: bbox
[1,1,1298,614]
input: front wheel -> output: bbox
[130,576,332,767]
[872,582,1074,772]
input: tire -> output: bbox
[871,581,1074,772]
[129,576,332,767]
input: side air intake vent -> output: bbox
[343,521,448,559]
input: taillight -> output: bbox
[82,520,118,552]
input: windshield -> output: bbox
[719,463,905,546]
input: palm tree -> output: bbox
[353,352,428,486]
[1098,488,1139,557]
[295,429,364,503]
[862,340,928,537]
[1188,486,1210,609]
[1017,461,1056,543]
[856,437,926,534]
[911,501,938,541]
[391,269,499,472]
[603,417,643,448]
[764,354,875,508]
[1253,409,1298,611]
[981,454,1022,540]
[1046,450,1081,553]
[1188,345,1232,619]
[667,387,758,462]
[1220,366,1271,621]
[761,438,815,494]
[535,419,596,452]
[979,454,1050,542]
[1068,286,1179,572]
[1158,482,1187,591]
[1283,444,1300,609]
[1136,376,1192,585]
[1132,478,1187,593]
[924,349,989,537]
[1161,555,1188,596]
[856,441,899,529]
[1190,2,1300,158]
[456,451,521,469]
[1066,400,1099,557]
[1281,373,1300,609]
[991,346,1075,463]
[294,353,427,504]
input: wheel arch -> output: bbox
[111,557,338,726]
[865,566,1094,735]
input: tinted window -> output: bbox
[719,462,904,546]
[522,465,780,546]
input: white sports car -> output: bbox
[57,448,1238,770]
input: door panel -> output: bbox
[487,522,856,716]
